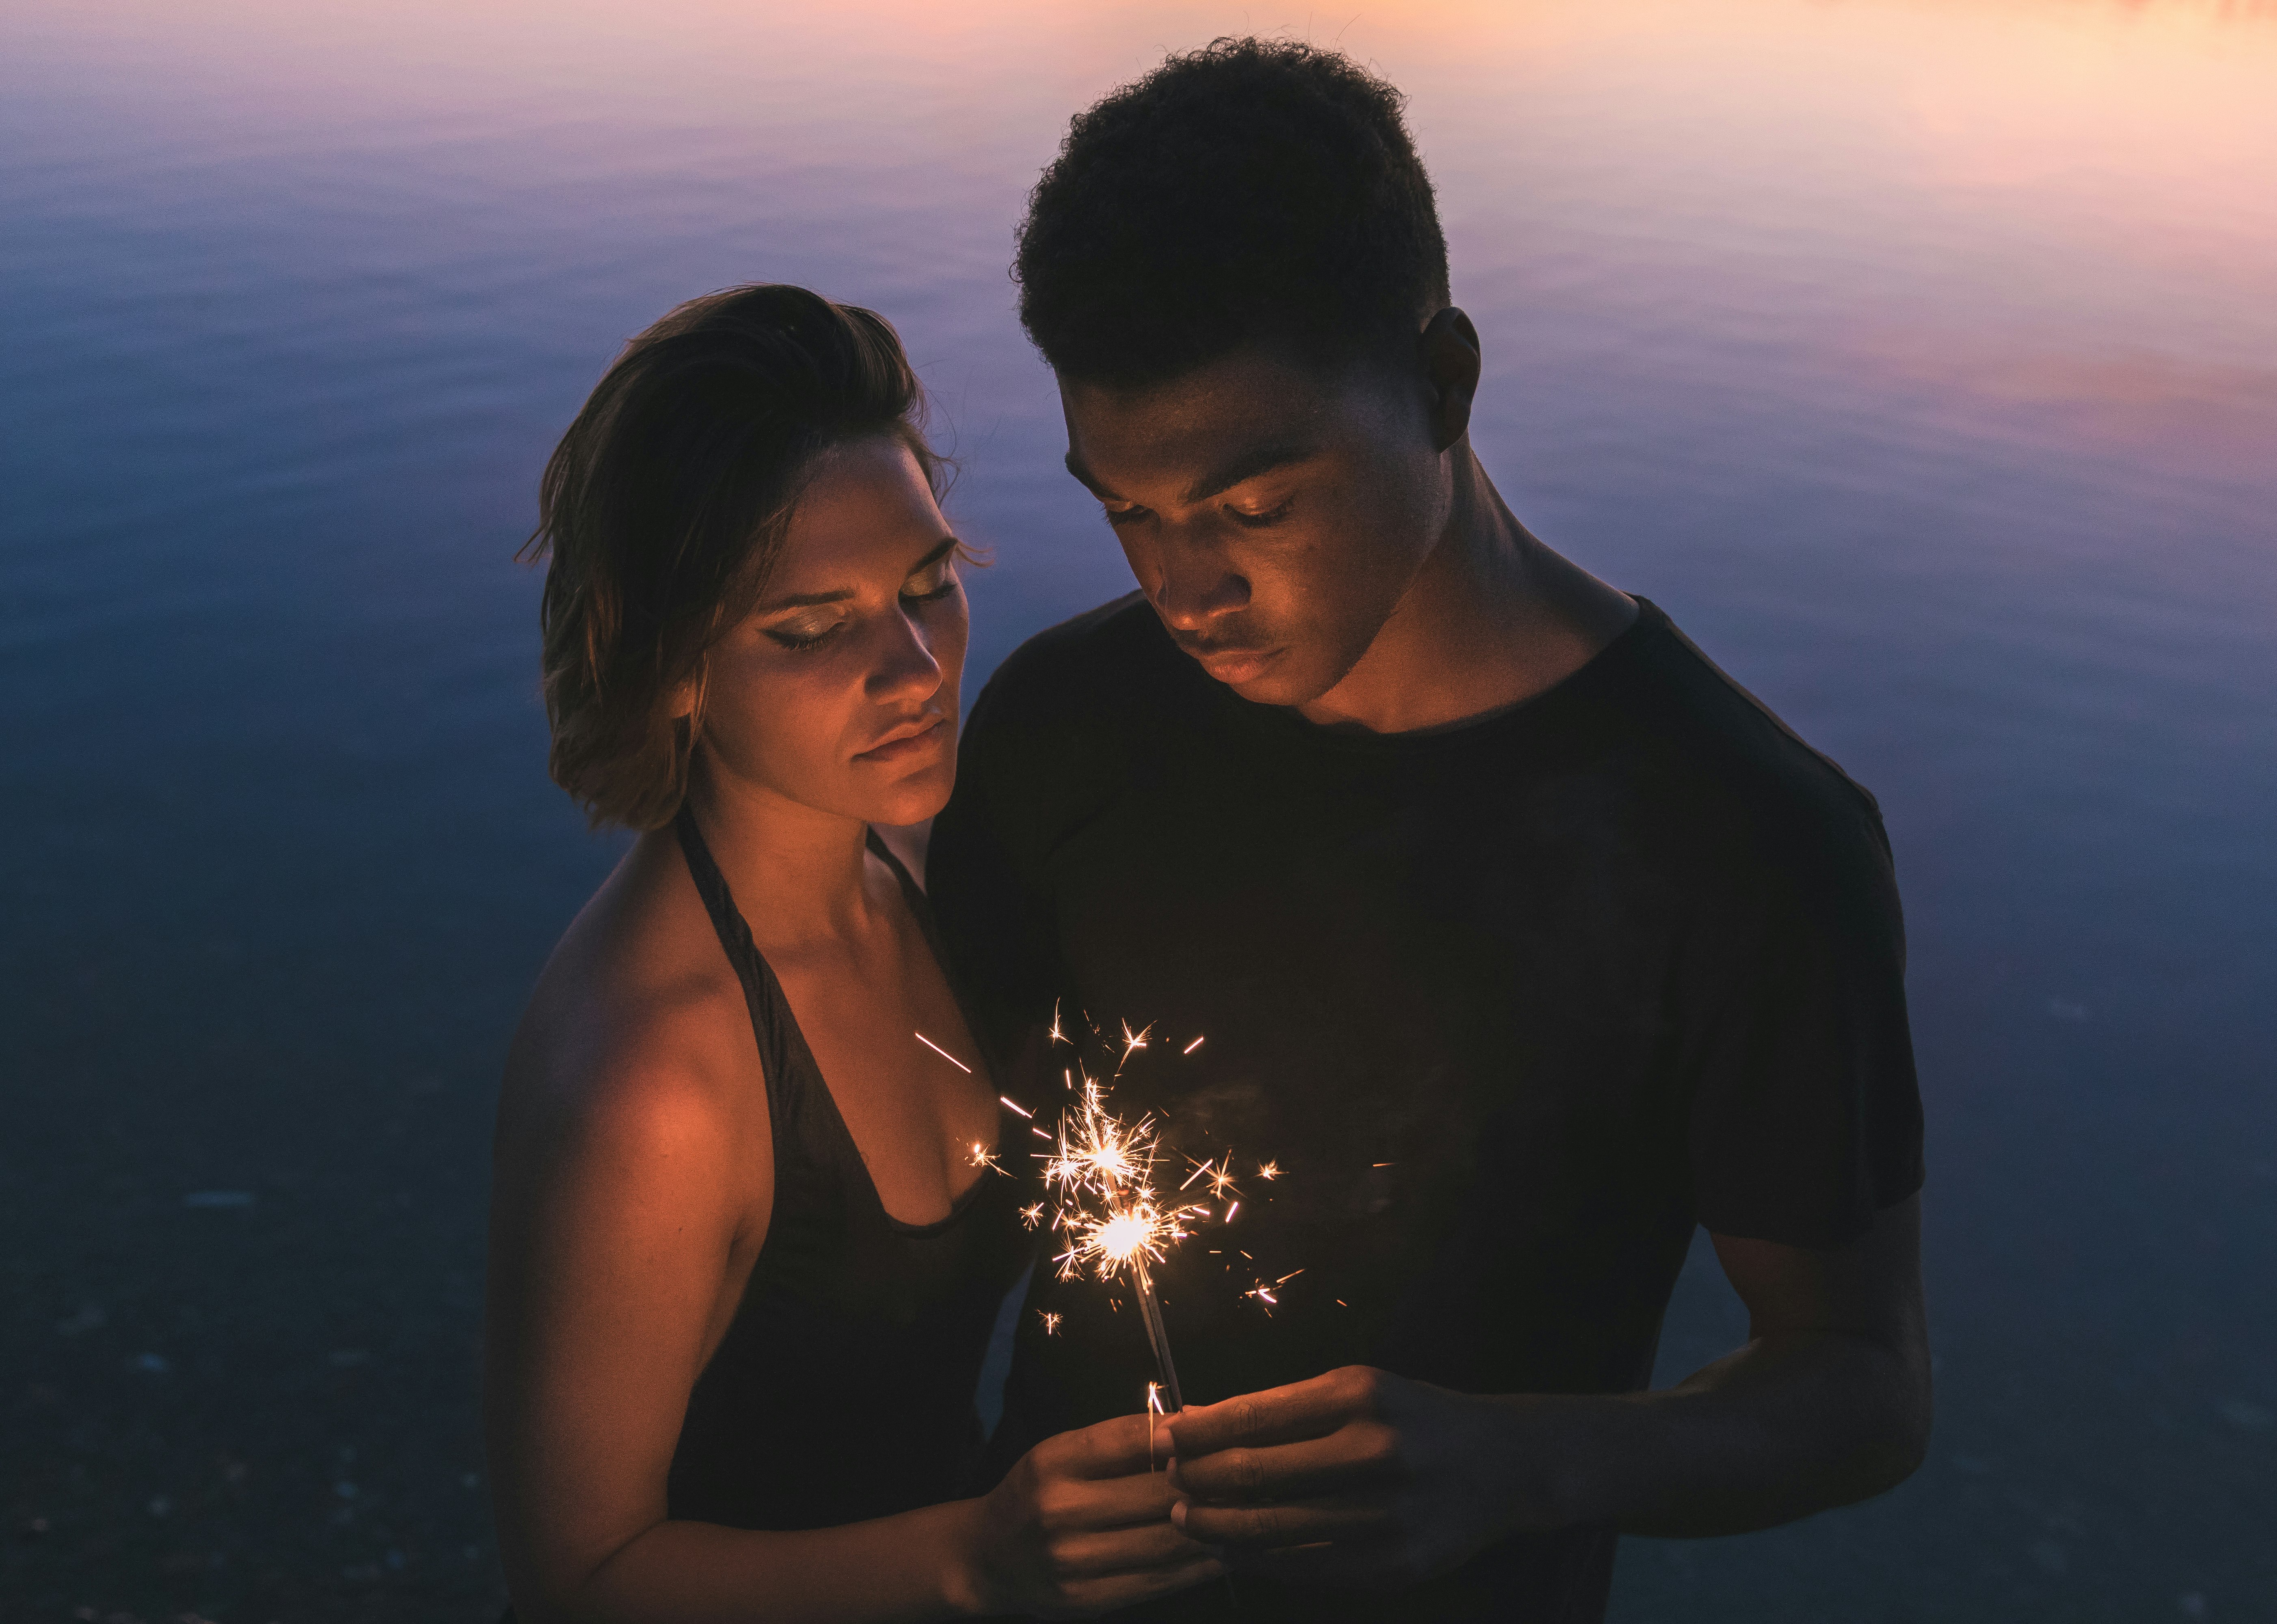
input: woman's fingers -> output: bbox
[1050,1464,1183,1529]
[1063,1554,1227,1614]
[1048,1516,1219,1581]
[1050,1412,1158,1479]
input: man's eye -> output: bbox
[1227,498,1294,529]
[1103,504,1149,528]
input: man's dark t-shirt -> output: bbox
[929,594,1923,1623]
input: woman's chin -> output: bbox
[859,755,956,828]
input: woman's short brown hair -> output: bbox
[521,284,943,830]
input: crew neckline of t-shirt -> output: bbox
[1196,594,1666,756]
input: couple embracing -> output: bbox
[482,38,1928,1624]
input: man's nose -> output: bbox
[1154,533,1251,631]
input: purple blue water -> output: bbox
[3,1,2272,1617]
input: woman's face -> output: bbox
[693,434,968,828]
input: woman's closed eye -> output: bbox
[901,555,961,605]
[766,609,850,652]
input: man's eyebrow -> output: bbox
[1063,450,1115,500]
[1180,439,1318,505]
[754,536,961,612]
[1063,442,1319,507]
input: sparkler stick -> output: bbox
[1130,1252,1185,1414]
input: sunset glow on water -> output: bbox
[2,2,2271,1617]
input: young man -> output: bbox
[931,39,1928,1623]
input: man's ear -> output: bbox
[1419,307,1481,453]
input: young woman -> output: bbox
[485,285,1221,1622]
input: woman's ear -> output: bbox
[667,672,700,721]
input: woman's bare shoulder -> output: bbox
[496,830,760,1183]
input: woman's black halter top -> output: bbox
[663,805,1033,1531]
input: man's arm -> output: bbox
[1164,1194,1929,1586]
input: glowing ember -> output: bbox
[1037,1310,1061,1336]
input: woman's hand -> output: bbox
[955,1412,1225,1618]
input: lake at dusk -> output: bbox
[2,1,2272,1618]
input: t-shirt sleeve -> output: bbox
[1680,790,1925,1248]
[928,671,1069,1070]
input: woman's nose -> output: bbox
[867,605,945,704]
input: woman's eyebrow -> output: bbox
[754,536,961,613]
[756,586,853,612]
[909,535,960,572]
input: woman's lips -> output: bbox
[855,715,949,763]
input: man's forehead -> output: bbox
[1059,349,1347,488]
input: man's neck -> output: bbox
[1296,448,1637,735]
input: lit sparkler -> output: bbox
[1041,1071,1209,1412]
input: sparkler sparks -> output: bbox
[1042,1072,1194,1411]
[967,1141,1002,1174]
[914,1031,971,1073]
[1115,1021,1153,1073]
[1037,1310,1061,1335]
[1034,1017,1297,1411]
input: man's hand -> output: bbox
[1165,1194,1931,1585]
[1164,1366,1559,1589]
[961,1412,1225,1618]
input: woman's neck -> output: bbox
[684,765,879,950]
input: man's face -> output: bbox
[1059,344,1451,708]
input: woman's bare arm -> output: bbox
[485,1006,1219,1624]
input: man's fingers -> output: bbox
[1169,1422,1400,1503]
[1173,1493,1386,1549]
[1229,1534,1417,1589]
[1167,1366,1388,1458]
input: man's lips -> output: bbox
[855,714,949,762]
[1185,644,1283,685]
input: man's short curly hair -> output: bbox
[1016,37,1450,388]
[521,285,942,831]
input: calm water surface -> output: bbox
[3,2,2272,1618]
